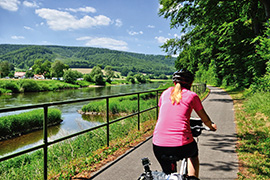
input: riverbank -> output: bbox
[0,79,80,94]
[0,79,168,95]
[0,108,62,141]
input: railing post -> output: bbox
[106,97,110,147]
[156,90,159,120]
[43,106,48,180]
[137,93,140,130]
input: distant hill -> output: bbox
[0,44,176,76]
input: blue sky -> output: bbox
[0,0,182,55]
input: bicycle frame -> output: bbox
[179,158,187,177]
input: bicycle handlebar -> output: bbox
[190,125,210,131]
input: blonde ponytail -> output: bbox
[170,83,182,104]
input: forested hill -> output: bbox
[0,44,176,75]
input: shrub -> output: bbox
[0,80,20,93]
[19,79,41,92]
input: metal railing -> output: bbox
[0,83,206,180]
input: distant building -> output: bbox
[14,72,26,79]
[34,74,45,79]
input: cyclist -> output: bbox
[152,69,217,180]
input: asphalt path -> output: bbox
[90,86,238,180]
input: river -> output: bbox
[0,82,165,157]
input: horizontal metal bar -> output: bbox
[139,106,157,113]
[47,123,108,146]
[108,112,139,124]
[0,144,44,162]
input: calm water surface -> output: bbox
[0,83,164,157]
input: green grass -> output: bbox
[226,89,270,180]
[81,92,157,114]
[0,108,62,140]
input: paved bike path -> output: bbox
[91,86,238,180]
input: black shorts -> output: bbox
[153,140,198,174]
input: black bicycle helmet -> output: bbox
[172,69,194,84]
[172,69,194,89]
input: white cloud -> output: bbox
[0,0,20,11]
[128,31,143,36]
[24,26,33,30]
[23,1,39,8]
[77,36,128,51]
[11,35,25,39]
[115,19,122,27]
[155,36,169,43]
[147,25,155,28]
[35,8,111,31]
[65,6,96,13]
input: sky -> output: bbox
[0,0,182,55]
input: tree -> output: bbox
[90,66,104,85]
[104,66,114,83]
[51,60,69,78]
[41,60,52,78]
[63,69,79,84]
[0,61,14,78]
[25,70,34,78]
[159,0,269,87]
[135,73,146,83]
[83,73,93,82]
[126,75,135,84]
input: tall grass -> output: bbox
[81,93,156,114]
[0,108,62,140]
[228,89,270,179]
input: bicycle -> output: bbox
[138,118,210,180]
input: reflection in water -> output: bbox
[0,125,60,156]
[0,83,163,157]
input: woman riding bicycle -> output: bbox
[152,69,217,180]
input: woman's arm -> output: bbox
[195,108,217,131]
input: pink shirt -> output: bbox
[153,87,203,147]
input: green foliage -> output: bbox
[0,61,14,77]
[0,44,176,77]
[31,59,52,78]
[195,60,219,86]
[63,69,82,84]
[135,73,147,83]
[19,79,41,92]
[0,45,55,69]
[51,60,69,78]
[83,73,93,83]
[90,66,105,85]
[104,66,114,83]
[159,0,269,89]
[0,108,62,139]
[126,75,135,84]
[0,80,20,93]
